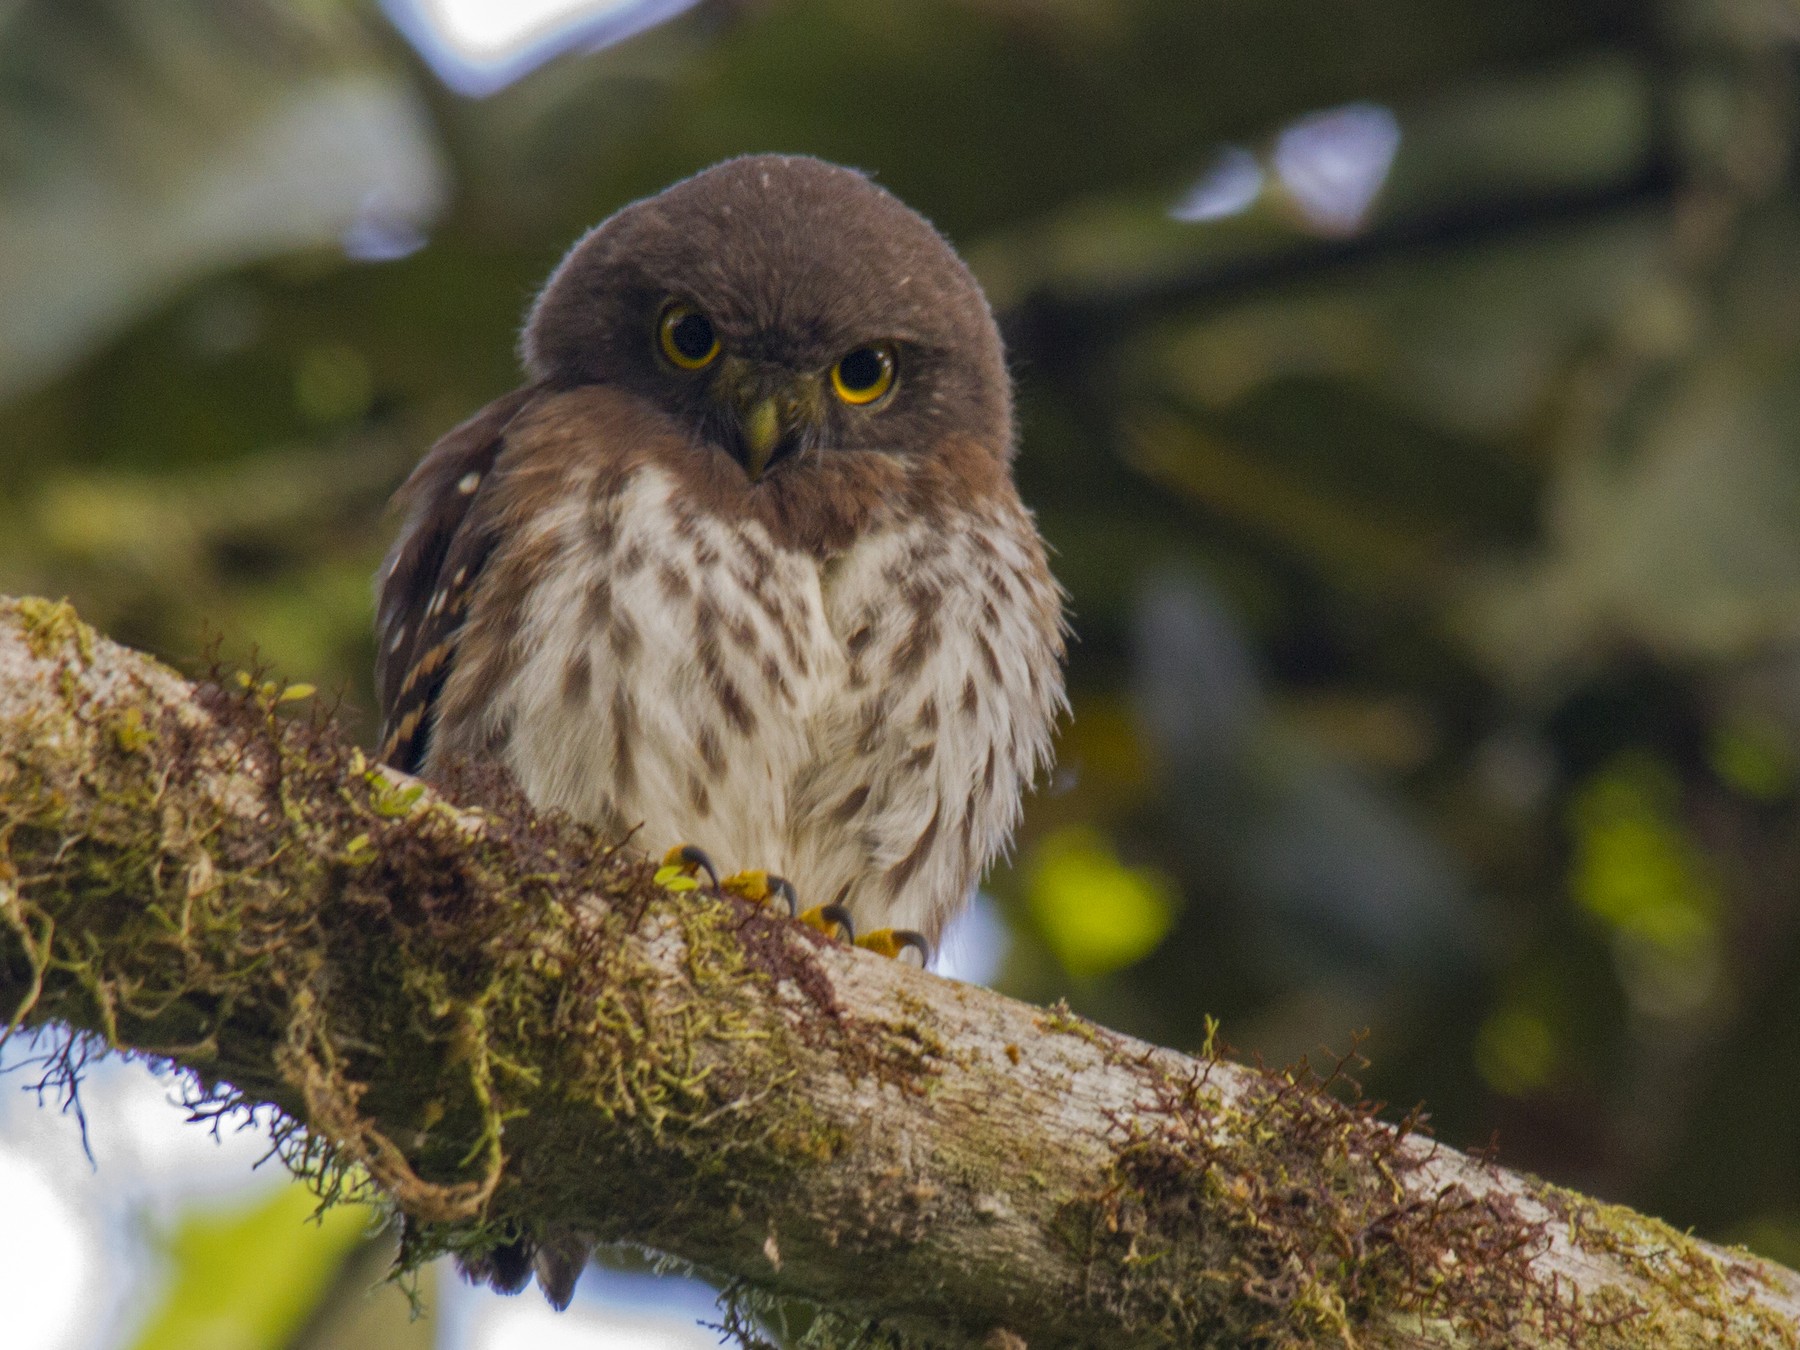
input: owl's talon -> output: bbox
[799,903,855,943]
[856,928,930,966]
[770,875,799,917]
[720,870,800,918]
[660,844,719,887]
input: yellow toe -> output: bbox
[655,844,717,893]
[798,904,854,942]
[720,869,772,902]
[855,929,930,965]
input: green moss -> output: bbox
[1048,1027,1800,1348]
[13,596,94,664]
[14,599,1791,1348]
[1036,998,1101,1043]
[1057,1042,1572,1347]
[109,706,154,754]
[1546,1192,1800,1349]
[4,592,943,1311]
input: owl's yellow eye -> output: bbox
[658,303,720,370]
[831,345,896,405]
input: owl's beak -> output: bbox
[739,397,783,480]
[719,360,821,481]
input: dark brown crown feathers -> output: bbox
[522,153,1013,459]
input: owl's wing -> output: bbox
[375,386,541,772]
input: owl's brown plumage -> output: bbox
[375,154,1066,1305]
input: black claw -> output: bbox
[820,903,855,943]
[769,875,799,918]
[895,930,931,967]
[674,845,719,887]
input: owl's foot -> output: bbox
[798,902,856,942]
[854,927,931,965]
[658,847,927,964]
[799,902,931,966]
[662,848,811,928]
[657,844,718,891]
[717,867,799,917]
[720,875,873,955]
[662,848,800,915]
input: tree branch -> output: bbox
[2,594,1796,1349]
[1000,156,1679,381]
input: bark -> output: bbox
[1,594,1797,1349]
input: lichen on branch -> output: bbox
[2,594,1798,1349]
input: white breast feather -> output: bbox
[494,466,1063,941]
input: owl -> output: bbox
[374,154,1066,1301]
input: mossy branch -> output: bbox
[1,594,1797,1349]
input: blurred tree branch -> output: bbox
[3,595,1798,1350]
[1002,153,1679,376]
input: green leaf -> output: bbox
[1025,826,1180,979]
[130,1184,374,1350]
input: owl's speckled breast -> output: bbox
[488,464,1062,940]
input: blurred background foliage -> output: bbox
[8,0,1800,1343]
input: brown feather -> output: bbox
[375,386,541,770]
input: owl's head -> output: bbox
[522,154,1011,482]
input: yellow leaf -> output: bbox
[1025,826,1180,978]
[130,1186,372,1350]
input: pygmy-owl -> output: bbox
[374,153,1066,1303]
